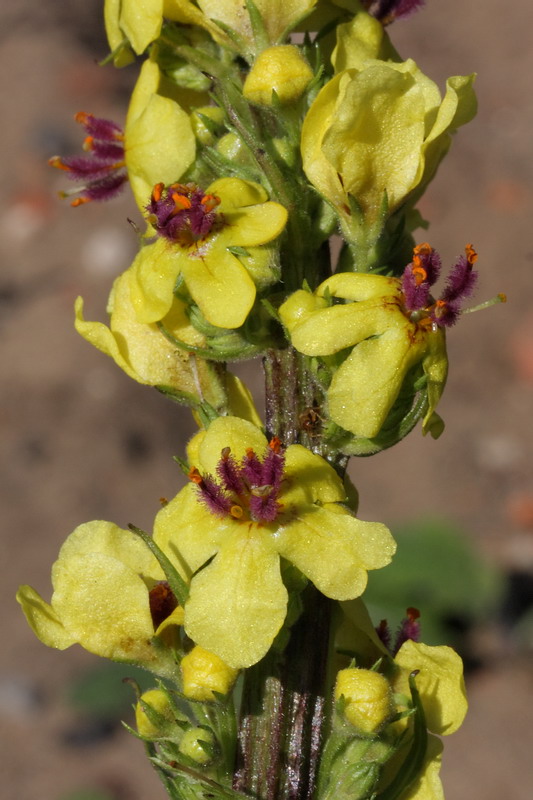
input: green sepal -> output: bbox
[244,0,270,53]
[128,525,189,607]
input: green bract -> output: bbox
[279,272,447,439]
[130,178,288,329]
[153,416,395,668]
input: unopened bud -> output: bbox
[179,726,216,764]
[335,668,393,735]
[243,45,313,106]
[181,645,238,702]
[135,688,175,739]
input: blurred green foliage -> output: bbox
[364,518,503,648]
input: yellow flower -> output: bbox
[130,178,288,329]
[16,521,184,676]
[153,416,395,667]
[279,266,448,439]
[301,57,476,227]
[74,267,227,408]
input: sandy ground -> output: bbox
[1,2,532,798]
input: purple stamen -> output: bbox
[401,244,441,313]
[259,447,285,491]
[393,607,421,655]
[192,471,233,517]
[375,619,392,651]
[217,448,245,495]
[365,0,425,23]
[49,112,126,206]
[241,449,264,486]
[249,491,281,523]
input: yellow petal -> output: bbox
[180,247,257,329]
[332,9,399,72]
[119,0,163,55]
[400,735,444,800]
[276,505,395,599]
[51,551,157,663]
[281,444,346,506]
[301,71,349,211]
[104,0,135,66]
[126,92,196,211]
[209,177,268,209]
[125,59,196,211]
[317,272,401,302]
[328,322,426,437]
[184,527,288,668]
[153,484,230,578]
[394,641,468,735]
[285,299,402,356]
[57,520,161,578]
[221,202,288,248]
[198,416,268,474]
[129,238,184,324]
[16,585,76,650]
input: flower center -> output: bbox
[146,182,223,248]
[189,438,285,524]
[400,242,478,329]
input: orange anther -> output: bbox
[83,136,94,152]
[221,447,231,460]
[413,242,432,257]
[151,182,164,203]
[188,466,203,484]
[172,192,192,210]
[48,156,71,171]
[230,504,244,519]
[406,607,420,621]
[74,111,91,125]
[71,197,91,207]
[269,436,282,453]
[465,243,478,265]
[201,193,220,211]
[412,264,427,285]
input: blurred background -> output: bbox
[1,1,532,798]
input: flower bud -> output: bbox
[335,668,393,735]
[243,45,313,106]
[179,726,216,765]
[135,688,175,739]
[181,645,238,701]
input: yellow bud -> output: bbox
[243,45,313,106]
[179,726,216,765]
[135,688,174,739]
[335,668,393,735]
[181,645,239,702]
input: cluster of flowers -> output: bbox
[20,2,496,799]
